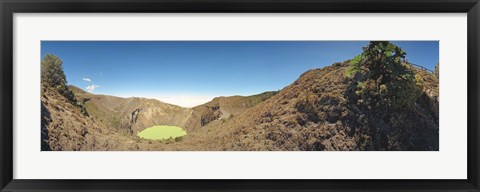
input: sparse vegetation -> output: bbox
[175,137,183,142]
[434,62,439,78]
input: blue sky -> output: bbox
[41,41,439,107]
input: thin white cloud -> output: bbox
[82,78,92,82]
[85,84,100,93]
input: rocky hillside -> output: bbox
[183,91,277,130]
[71,86,193,133]
[42,86,149,151]
[186,61,439,151]
[42,87,89,150]
[42,84,278,151]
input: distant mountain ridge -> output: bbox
[70,85,277,133]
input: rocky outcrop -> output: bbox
[200,105,222,126]
[127,108,142,134]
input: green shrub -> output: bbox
[346,41,422,109]
[175,137,183,142]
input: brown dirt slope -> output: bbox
[42,87,92,150]
[43,86,192,151]
[182,61,439,151]
[184,91,277,130]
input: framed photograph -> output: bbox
[1,0,479,191]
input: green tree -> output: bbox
[41,54,77,104]
[346,41,422,109]
[42,54,65,86]
[434,62,439,78]
[41,54,68,90]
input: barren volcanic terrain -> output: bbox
[41,60,439,151]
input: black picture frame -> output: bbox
[1,0,479,191]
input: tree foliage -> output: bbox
[41,54,78,106]
[41,54,67,89]
[346,41,423,109]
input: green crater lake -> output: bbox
[137,125,187,140]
